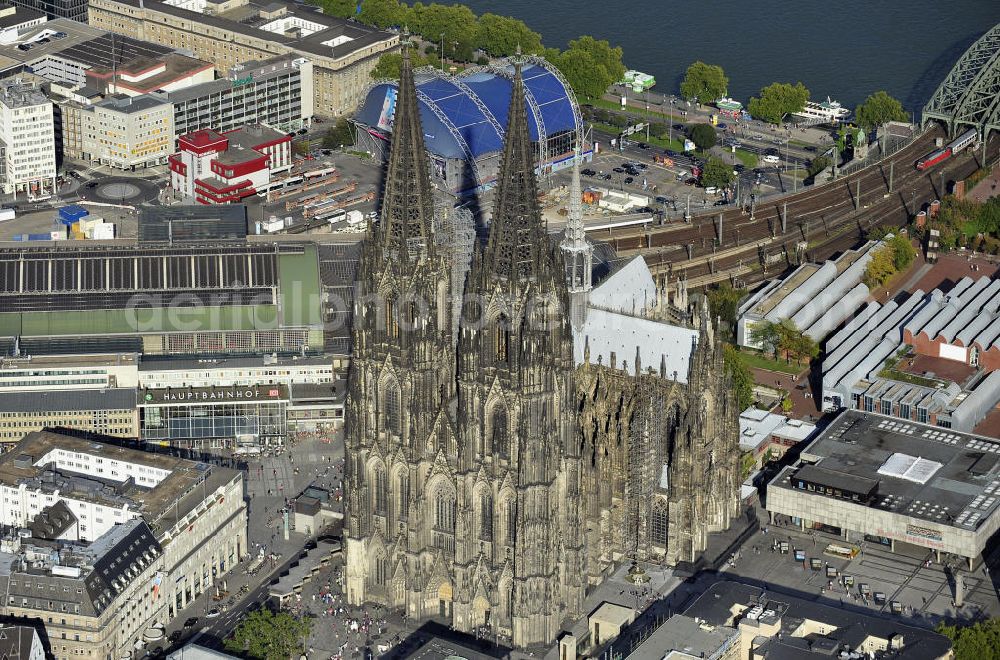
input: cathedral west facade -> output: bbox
[344,43,741,649]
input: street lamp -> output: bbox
[439,33,444,71]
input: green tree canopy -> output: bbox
[806,156,830,179]
[409,3,478,62]
[566,36,625,87]
[225,609,312,660]
[701,156,733,188]
[475,13,542,56]
[679,61,728,103]
[369,50,439,79]
[357,0,408,28]
[855,90,909,132]
[937,618,1000,660]
[309,0,356,18]
[322,117,354,148]
[554,48,610,100]
[707,281,743,336]
[688,123,717,152]
[889,233,915,271]
[863,244,898,289]
[747,82,810,125]
[749,319,816,364]
[723,344,755,411]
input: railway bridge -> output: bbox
[923,22,1000,143]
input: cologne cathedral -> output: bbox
[343,42,742,649]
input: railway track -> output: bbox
[591,125,995,289]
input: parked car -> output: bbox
[582,168,596,176]
[612,167,624,173]
[183,618,199,629]
[654,195,668,204]
[672,124,685,131]
[714,199,728,206]
[718,123,728,130]
[705,186,719,194]
[602,173,612,180]
[637,142,650,149]
[684,178,697,186]
[762,154,780,164]
[624,177,634,184]
[168,631,183,644]
[206,609,221,619]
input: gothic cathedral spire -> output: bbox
[376,34,435,263]
[560,139,592,329]
[482,58,552,282]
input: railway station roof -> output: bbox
[354,56,581,160]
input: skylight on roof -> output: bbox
[877,452,942,484]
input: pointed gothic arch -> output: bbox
[390,462,410,526]
[488,403,510,460]
[381,377,401,437]
[650,496,669,548]
[494,313,510,363]
[473,482,494,542]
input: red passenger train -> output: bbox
[915,128,978,170]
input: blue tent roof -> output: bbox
[355,59,580,160]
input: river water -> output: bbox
[455,0,1000,112]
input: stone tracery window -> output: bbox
[479,491,493,541]
[651,498,669,546]
[373,465,387,516]
[434,488,456,532]
[506,497,517,545]
[495,314,509,362]
[491,407,509,459]
[383,380,401,435]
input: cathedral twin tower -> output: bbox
[344,41,741,649]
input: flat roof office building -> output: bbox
[88,0,396,117]
[767,410,1000,568]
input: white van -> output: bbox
[762,154,780,164]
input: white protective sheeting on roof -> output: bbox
[919,277,975,339]
[587,255,657,315]
[738,278,781,317]
[574,307,698,382]
[877,452,943,484]
[791,245,877,333]
[825,301,881,353]
[940,279,1000,343]
[804,283,870,340]
[765,261,837,322]
[950,370,1000,432]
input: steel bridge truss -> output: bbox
[923,23,1000,140]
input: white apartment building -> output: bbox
[0,353,140,391]
[0,431,247,624]
[82,94,175,170]
[0,81,55,197]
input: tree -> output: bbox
[723,345,755,412]
[749,321,780,358]
[409,3,478,62]
[292,140,311,156]
[475,13,542,57]
[855,91,909,132]
[566,36,625,88]
[862,244,897,289]
[688,123,717,152]
[740,450,756,479]
[707,281,743,337]
[781,396,793,413]
[225,609,312,660]
[322,117,354,148]
[369,51,436,79]
[357,0,408,28]
[554,48,610,100]
[747,82,809,125]
[888,233,915,271]
[701,157,734,188]
[806,156,830,179]
[309,0,355,18]
[936,618,1000,660]
[679,61,728,103]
